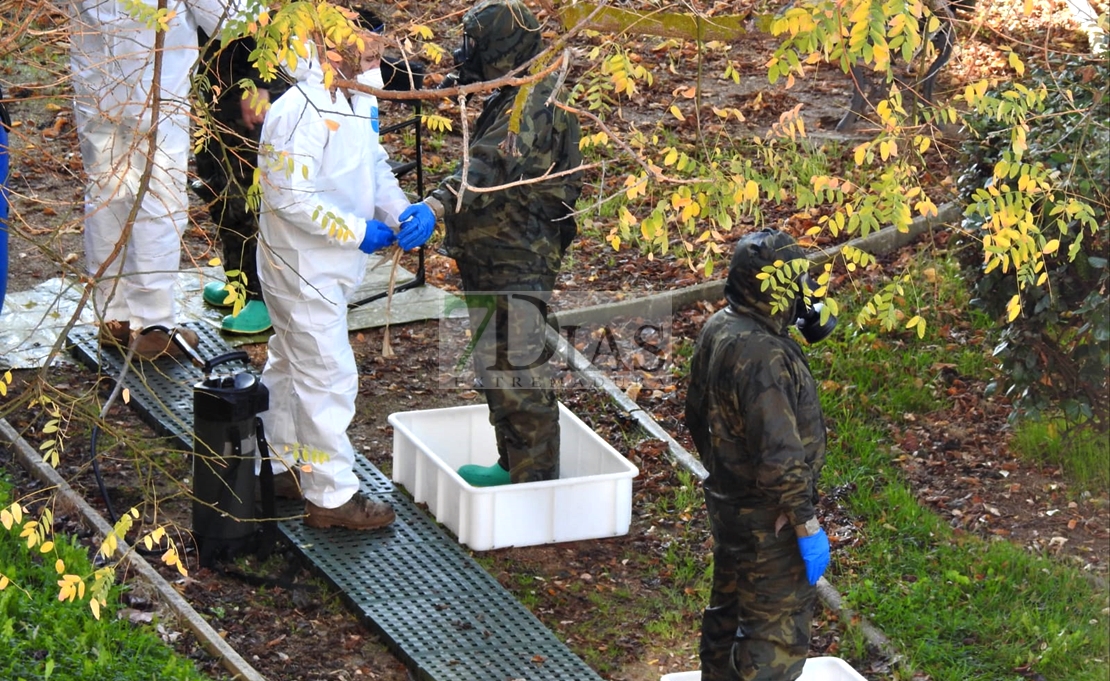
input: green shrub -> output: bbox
[957,49,1110,431]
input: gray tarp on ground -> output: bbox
[0,258,461,369]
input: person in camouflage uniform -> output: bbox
[419,0,583,487]
[684,229,832,681]
[193,31,291,334]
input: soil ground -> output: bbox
[1,1,1107,680]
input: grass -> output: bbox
[1010,418,1110,494]
[0,481,215,681]
[810,251,1110,680]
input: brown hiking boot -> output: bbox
[256,471,304,501]
[132,327,199,361]
[98,320,131,347]
[304,494,395,530]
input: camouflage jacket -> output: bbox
[684,304,826,528]
[431,0,582,272]
[433,73,582,272]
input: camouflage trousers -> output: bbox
[458,263,560,483]
[700,499,815,681]
[193,117,264,301]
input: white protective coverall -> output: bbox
[69,0,236,329]
[257,50,410,509]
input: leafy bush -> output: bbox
[0,484,208,681]
[957,49,1110,431]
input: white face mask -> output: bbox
[366,67,384,89]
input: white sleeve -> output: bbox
[352,71,412,225]
[371,137,411,226]
[261,103,367,248]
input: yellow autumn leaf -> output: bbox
[854,142,868,166]
[122,388,130,404]
[1008,51,1025,76]
[0,575,9,590]
[624,175,646,200]
[55,559,65,574]
[848,0,870,24]
[906,315,924,333]
[1012,125,1027,158]
[915,199,938,218]
[91,598,102,620]
[1042,238,1060,254]
[1006,293,1022,322]
[292,38,309,59]
[669,105,685,121]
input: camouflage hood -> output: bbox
[461,0,543,82]
[723,229,806,334]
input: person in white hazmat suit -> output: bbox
[69,0,236,359]
[256,32,436,530]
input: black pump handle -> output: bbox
[203,351,250,374]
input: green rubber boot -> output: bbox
[203,280,234,308]
[221,299,272,335]
[457,462,512,487]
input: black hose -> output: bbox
[89,423,119,524]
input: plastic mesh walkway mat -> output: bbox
[68,323,604,681]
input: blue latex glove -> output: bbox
[797,527,830,586]
[396,202,436,251]
[360,219,395,254]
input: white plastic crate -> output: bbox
[661,656,867,681]
[389,403,639,551]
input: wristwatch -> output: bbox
[794,517,821,537]
[423,195,444,221]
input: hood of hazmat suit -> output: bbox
[455,0,543,85]
[257,39,410,293]
[723,228,807,335]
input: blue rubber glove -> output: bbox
[396,202,436,251]
[797,527,830,586]
[360,219,395,254]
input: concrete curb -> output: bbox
[552,201,963,329]
[0,418,268,681]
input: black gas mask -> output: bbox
[794,273,837,343]
[449,34,483,86]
